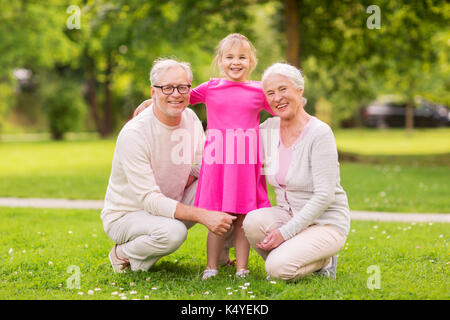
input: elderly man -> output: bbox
[101,58,236,273]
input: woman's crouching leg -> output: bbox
[265,225,347,281]
[242,206,291,261]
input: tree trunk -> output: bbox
[405,100,414,135]
[85,55,104,137]
[102,53,114,137]
[284,0,301,68]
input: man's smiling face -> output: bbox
[151,66,191,125]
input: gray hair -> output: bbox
[149,58,193,85]
[262,62,307,106]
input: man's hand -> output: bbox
[133,99,153,118]
[185,175,196,189]
[257,228,285,251]
[200,210,236,236]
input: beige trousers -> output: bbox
[106,181,198,271]
[243,206,347,281]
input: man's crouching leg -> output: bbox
[108,211,188,272]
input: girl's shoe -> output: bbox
[201,268,218,280]
[235,269,250,278]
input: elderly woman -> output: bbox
[243,63,350,281]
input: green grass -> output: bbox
[339,163,449,213]
[0,207,448,300]
[0,140,114,199]
[334,128,450,155]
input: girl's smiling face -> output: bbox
[219,42,252,82]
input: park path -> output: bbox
[0,197,449,223]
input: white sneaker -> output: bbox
[201,268,218,280]
[315,255,337,279]
[235,269,250,278]
[109,244,130,273]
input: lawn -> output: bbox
[334,128,450,155]
[0,207,448,300]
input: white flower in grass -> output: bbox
[373,225,378,229]
[381,230,386,234]
[145,277,151,282]
[228,292,233,296]
[8,248,13,255]
[144,295,149,299]
[226,287,232,290]
[270,281,276,284]
[351,229,356,233]
[369,237,374,240]
[151,287,158,290]
[121,296,127,300]
[88,290,94,295]
[130,290,137,295]
[111,292,118,295]
[111,282,116,286]
[78,292,84,295]
[22,250,26,254]
[386,235,391,239]
[94,288,101,292]
[429,222,433,226]
[48,261,53,266]
[244,282,250,286]
[439,235,443,238]
[204,291,210,295]
[130,282,135,286]
[250,295,256,298]
[68,230,73,234]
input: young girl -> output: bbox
[192,33,274,279]
[134,34,274,279]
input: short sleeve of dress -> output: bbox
[189,81,209,106]
[262,91,275,116]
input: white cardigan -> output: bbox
[259,116,350,239]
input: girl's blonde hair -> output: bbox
[213,33,258,76]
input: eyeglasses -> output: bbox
[153,84,191,95]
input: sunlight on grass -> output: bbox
[334,128,450,155]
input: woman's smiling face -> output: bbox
[263,73,304,120]
[219,42,251,82]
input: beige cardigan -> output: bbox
[259,116,350,239]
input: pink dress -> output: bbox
[190,78,273,214]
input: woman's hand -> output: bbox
[133,99,153,118]
[257,228,285,251]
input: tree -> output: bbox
[274,0,449,129]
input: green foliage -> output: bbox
[41,78,87,140]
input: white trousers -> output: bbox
[106,181,198,271]
[243,206,347,281]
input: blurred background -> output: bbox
[0,0,448,214]
[0,0,448,139]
